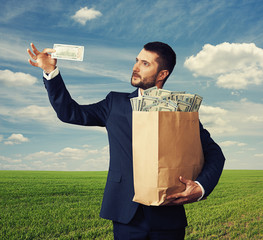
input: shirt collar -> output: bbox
[138,88,142,97]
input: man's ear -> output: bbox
[156,70,169,88]
[158,70,169,80]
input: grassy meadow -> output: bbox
[0,170,262,239]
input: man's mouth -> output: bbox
[132,72,141,79]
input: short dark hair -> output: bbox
[144,41,176,85]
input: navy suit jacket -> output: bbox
[43,73,225,228]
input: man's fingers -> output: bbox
[43,48,56,54]
[166,192,185,200]
[27,49,36,60]
[179,176,191,185]
[31,43,40,55]
[28,59,38,67]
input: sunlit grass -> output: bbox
[0,170,262,239]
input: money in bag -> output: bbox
[132,111,204,206]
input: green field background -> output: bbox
[0,170,262,239]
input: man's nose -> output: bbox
[133,62,140,72]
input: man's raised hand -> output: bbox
[27,43,57,73]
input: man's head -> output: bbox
[131,42,176,90]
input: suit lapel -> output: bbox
[126,89,138,128]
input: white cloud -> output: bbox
[15,105,55,122]
[199,105,236,135]
[4,133,29,145]
[0,155,22,163]
[0,105,57,124]
[56,147,87,161]
[0,104,107,134]
[71,7,102,25]
[0,69,37,87]
[219,141,247,147]
[0,103,73,132]
[199,98,263,137]
[254,153,263,157]
[245,115,263,123]
[0,135,3,142]
[4,145,110,171]
[24,151,53,161]
[0,1,33,23]
[184,42,263,89]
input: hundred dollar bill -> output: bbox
[156,89,171,98]
[142,104,157,112]
[130,97,141,111]
[153,106,175,112]
[143,86,158,96]
[190,94,203,112]
[137,97,142,111]
[167,100,178,109]
[168,91,186,102]
[51,44,84,61]
[158,106,174,111]
[143,104,175,112]
[177,100,192,112]
[130,98,135,111]
[181,94,195,104]
[140,96,159,111]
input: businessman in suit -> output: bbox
[28,42,225,239]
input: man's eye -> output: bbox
[144,62,149,66]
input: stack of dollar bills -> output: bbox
[130,86,203,112]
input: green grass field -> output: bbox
[0,170,262,239]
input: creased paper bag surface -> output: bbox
[132,111,204,206]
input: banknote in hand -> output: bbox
[51,44,84,61]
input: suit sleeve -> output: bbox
[43,73,112,127]
[196,122,225,197]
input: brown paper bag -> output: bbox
[132,111,204,206]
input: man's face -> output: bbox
[131,48,160,90]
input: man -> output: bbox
[27,42,225,239]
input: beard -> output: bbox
[131,72,158,90]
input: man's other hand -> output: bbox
[166,176,204,205]
[27,43,57,73]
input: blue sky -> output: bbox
[0,0,263,171]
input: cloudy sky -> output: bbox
[0,0,263,171]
